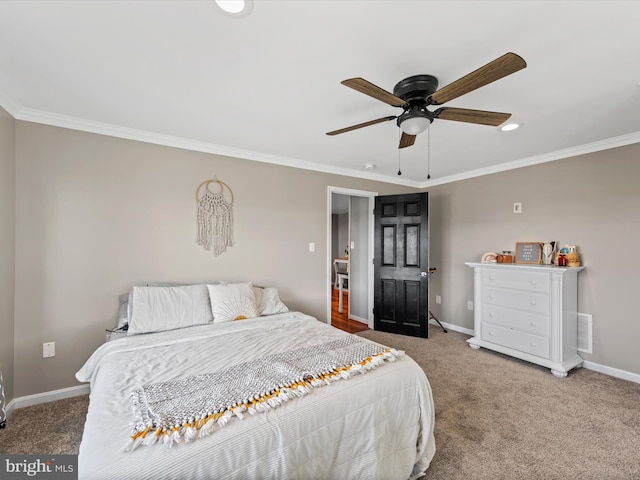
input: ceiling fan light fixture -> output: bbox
[398,109,432,135]
[499,122,520,132]
[214,0,253,17]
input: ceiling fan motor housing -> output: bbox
[393,75,439,102]
[394,75,438,130]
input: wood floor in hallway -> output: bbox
[330,287,369,334]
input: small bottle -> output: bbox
[557,254,567,266]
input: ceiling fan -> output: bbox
[326,52,527,149]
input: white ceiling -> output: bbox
[2,1,640,187]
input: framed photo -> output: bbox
[515,242,543,264]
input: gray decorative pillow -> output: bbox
[117,293,129,329]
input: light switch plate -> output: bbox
[43,342,55,358]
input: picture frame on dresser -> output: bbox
[515,242,543,264]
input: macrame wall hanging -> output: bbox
[195,177,234,256]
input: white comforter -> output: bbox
[76,312,435,480]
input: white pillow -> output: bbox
[254,287,289,316]
[126,282,191,326]
[207,283,260,323]
[127,284,213,335]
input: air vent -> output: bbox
[577,313,593,354]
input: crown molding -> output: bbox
[11,107,640,190]
[418,131,640,188]
[15,108,422,188]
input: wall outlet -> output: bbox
[513,202,522,214]
[467,300,474,311]
[43,342,55,358]
[308,242,315,252]
[435,295,442,304]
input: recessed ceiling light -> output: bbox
[214,0,253,17]
[499,122,520,132]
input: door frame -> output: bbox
[327,186,377,328]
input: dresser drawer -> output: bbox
[482,268,549,293]
[482,323,550,359]
[482,305,550,337]
[483,286,550,315]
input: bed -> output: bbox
[75,283,436,479]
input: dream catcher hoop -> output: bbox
[196,178,234,256]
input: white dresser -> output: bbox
[465,262,585,377]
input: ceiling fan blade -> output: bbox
[434,107,511,126]
[341,78,406,107]
[399,132,416,149]
[326,115,396,136]
[429,53,526,106]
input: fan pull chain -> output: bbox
[397,130,402,175]
[426,127,431,180]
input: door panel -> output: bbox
[382,225,396,266]
[374,193,429,337]
[405,224,420,266]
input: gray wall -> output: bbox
[425,143,640,376]
[6,119,640,400]
[349,195,369,321]
[12,121,415,397]
[0,107,15,404]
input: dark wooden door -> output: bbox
[374,192,429,338]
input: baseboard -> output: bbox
[5,398,15,421]
[11,384,90,412]
[348,314,370,327]
[582,360,640,384]
[429,319,474,336]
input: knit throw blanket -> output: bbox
[123,336,402,451]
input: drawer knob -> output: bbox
[530,342,536,348]
[489,276,494,281]
[489,294,495,299]
[530,321,537,327]
[489,331,495,336]
[530,280,537,285]
[530,301,537,306]
[489,313,495,318]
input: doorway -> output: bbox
[327,187,377,331]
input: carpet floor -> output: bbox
[1,325,639,479]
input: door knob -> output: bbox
[419,271,428,277]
